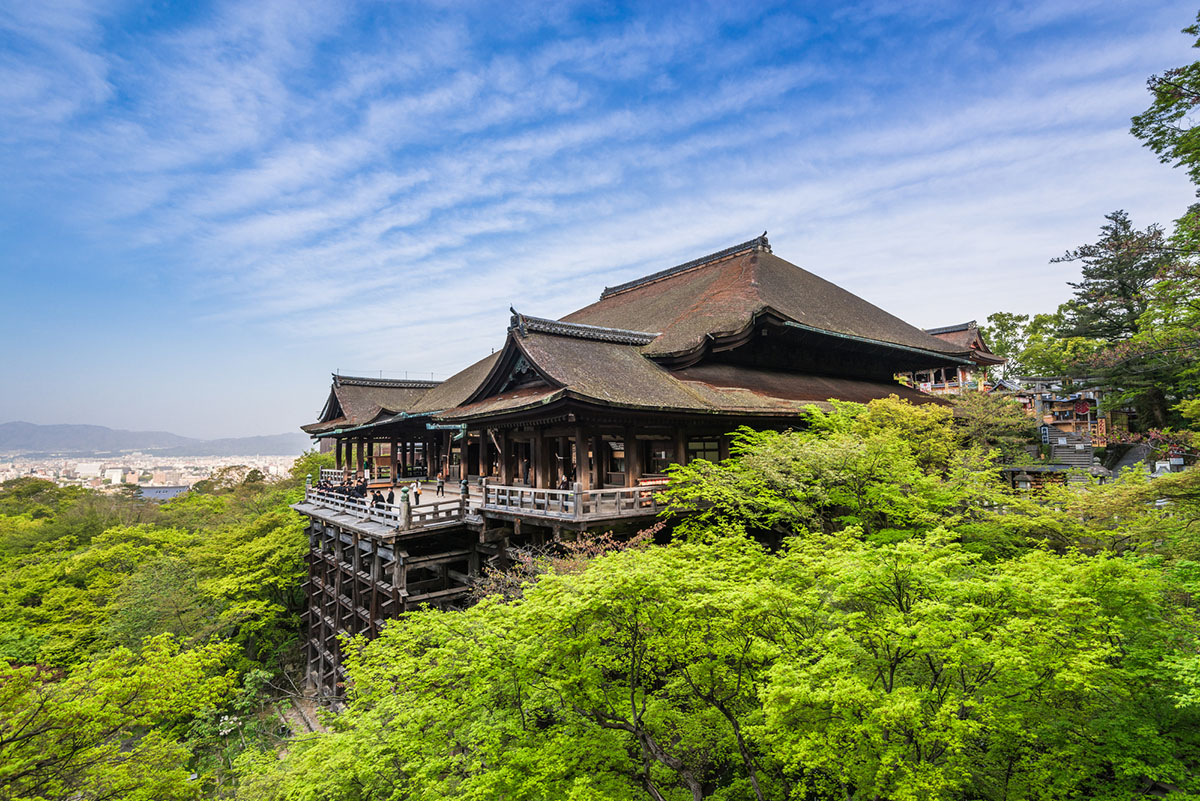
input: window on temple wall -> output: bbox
[687,438,721,463]
[643,440,673,475]
[608,440,625,474]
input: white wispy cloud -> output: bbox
[2,0,1197,436]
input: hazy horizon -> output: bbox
[3,1,1197,438]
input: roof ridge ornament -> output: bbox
[509,306,528,338]
[599,232,771,299]
[508,310,659,345]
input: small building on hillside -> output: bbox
[898,320,1005,394]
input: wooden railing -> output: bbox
[306,481,662,528]
[304,488,464,531]
[318,466,433,485]
[480,481,660,521]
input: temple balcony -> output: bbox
[297,478,662,537]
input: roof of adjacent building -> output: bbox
[923,321,1006,366]
[301,375,441,434]
[563,235,966,360]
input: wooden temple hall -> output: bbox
[294,234,974,695]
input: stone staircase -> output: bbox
[1048,429,1094,467]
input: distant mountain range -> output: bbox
[0,422,312,458]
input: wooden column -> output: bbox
[478,430,489,478]
[533,430,545,488]
[574,426,590,491]
[389,436,399,484]
[592,435,604,487]
[459,432,470,481]
[624,426,641,488]
[499,430,511,484]
[335,438,343,470]
[355,438,364,478]
[718,435,730,461]
[674,427,688,468]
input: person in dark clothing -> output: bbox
[386,488,394,505]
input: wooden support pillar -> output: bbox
[574,426,590,491]
[478,430,489,478]
[592,435,604,487]
[718,435,730,461]
[499,430,511,484]
[533,429,547,488]
[674,427,687,469]
[389,436,398,484]
[459,432,470,481]
[355,438,364,478]
[624,426,641,488]
[335,438,343,470]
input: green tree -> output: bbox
[659,398,1007,542]
[1131,11,1200,186]
[979,311,1029,379]
[948,391,1036,463]
[0,635,234,801]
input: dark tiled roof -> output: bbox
[563,246,966,359]
[303,375,440,433]
[599,234,771,298]
[518,332,709,410]
[674,363,945,408]
[439,329,945,421]
[406,352,502,415]
[331,375,438,424]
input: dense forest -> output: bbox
[3,394,1200,800]
[0,453,331,800]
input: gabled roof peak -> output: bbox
[509,309,659,346]
[599,233,771,299]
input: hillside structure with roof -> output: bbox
[293,235,977,696]
[898,320,1006,394]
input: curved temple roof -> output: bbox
[301,375,440,434]
[304,237,969,435]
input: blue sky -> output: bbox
[2,0,1197,439]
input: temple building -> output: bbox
[294,234,975,696]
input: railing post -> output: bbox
[400,486,411,530]
[481,478,488,509]
[460,479,469,510]
[573,482,583,520]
